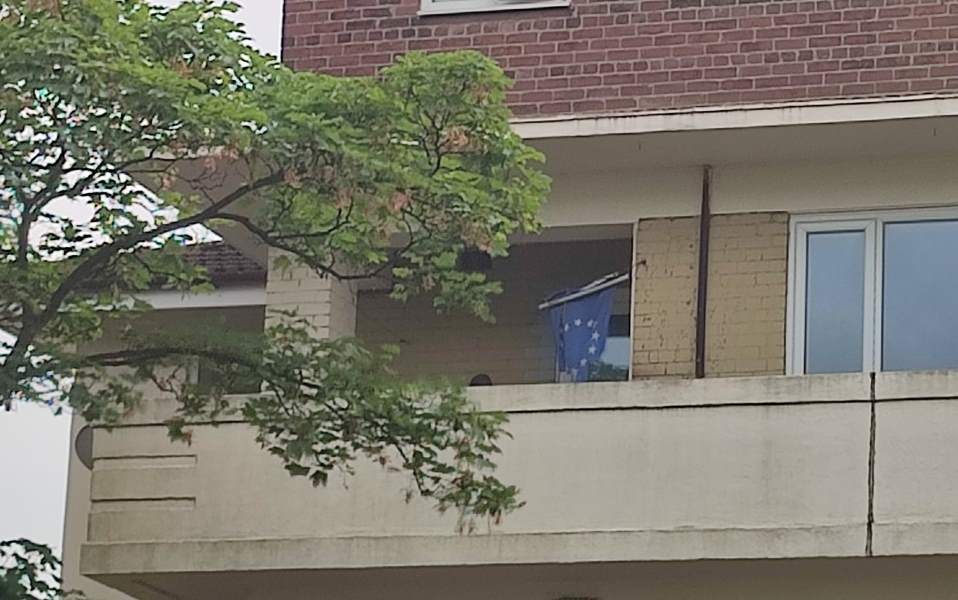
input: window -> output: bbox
[788,209,958,374]
[592,314,630,382]
[419,0,569,16]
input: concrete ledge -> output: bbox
[108,370,958,425]
[874,370,958,401]
[873,522,958,557]
[470,373,871,413]
[117,373,874,426]
[80,525,866,576]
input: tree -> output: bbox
[0,0,549,527]
[0,539,84,599]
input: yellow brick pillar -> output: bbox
[631,217,699,377]
[705,212,788,377]
[630,212,789,379]
[265,248,358,339]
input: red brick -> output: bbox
[283,0,958,118]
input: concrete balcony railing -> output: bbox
[78,371,958,595]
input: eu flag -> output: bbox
[546,286,614,382]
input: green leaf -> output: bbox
[1,0,548,528]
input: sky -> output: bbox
[0,0,282,554]
[152,0,283,56]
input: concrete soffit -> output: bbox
[163,95,958,304]
[511,94,958,140]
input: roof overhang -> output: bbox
[135,94,958,267]
[512,93,958,140]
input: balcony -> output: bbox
[77,370,958,597]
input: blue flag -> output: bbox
[547,287,614,382]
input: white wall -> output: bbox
[539,154,958,228]
[75,371,958,597]
[541,166,701,227]
[61,418,131,600]
[713,154,958,215]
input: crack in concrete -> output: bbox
[866,371,877,557]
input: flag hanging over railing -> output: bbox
[541,272,626,382]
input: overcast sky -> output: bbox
[0,0,282,554]
[156,0,284,56]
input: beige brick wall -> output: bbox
[632,217,699,377]
[357,240,632,385]
[328,274,359,339]
[705,212,788,377]
[265,249,357,339]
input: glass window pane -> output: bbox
[882,220,958,371]
[805,231,866,374]
[599,336,630,369]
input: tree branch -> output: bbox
[1,169,284,386]
[216,211,412,282]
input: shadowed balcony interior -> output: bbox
[98,306,267,396]
[356,235,633,386]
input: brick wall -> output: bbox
[631,212,788,379]
[265,249,358,339]
[357,239,632,384]
[284,0,958,118]
[705,212,788,377]
[632,217,698,377]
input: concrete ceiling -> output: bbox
[532,116,958,174]
[159,112,958,264]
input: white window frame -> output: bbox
[786,207,958,375]
[419,0,570,16]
